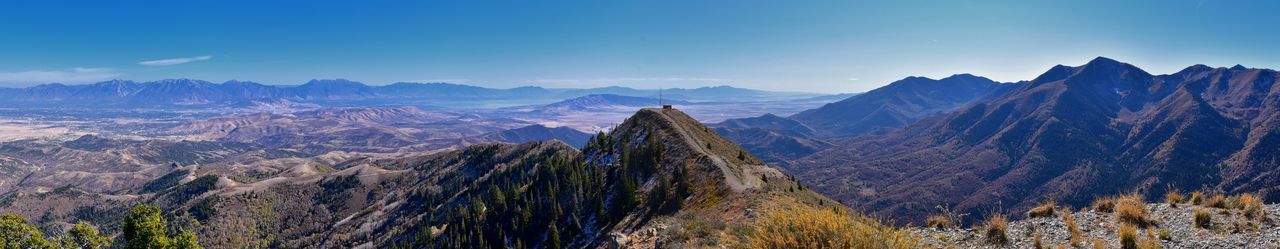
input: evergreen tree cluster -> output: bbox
[0,203,201,249]
[395,127,694,248]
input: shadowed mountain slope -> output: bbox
[474,124,592,147]
[790,74,1017,138]
[792,57,1280,224]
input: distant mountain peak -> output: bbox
[303,78,364,86]
[1231,64,1248,70]
[1087,56,1122,65]
[1079,56,1135,72]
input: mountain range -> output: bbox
[0,79,819,108]
[166,106,590,154]
[532,94,689,113]
[713,74,1018,165]
[787,57,1280,223]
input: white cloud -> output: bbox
[847,78,860,81]
[138,55,213,66]
[0,67,123,85]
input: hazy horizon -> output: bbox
[2,1,1278,93]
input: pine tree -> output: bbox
[671,165,690,211]
[171,230,201,249]
[123,204,171,249]
[122,203,201,249]
[0,213,54,249]
[62,221,109,249]
[546,223,562,249]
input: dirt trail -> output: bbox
[648,108,751,192]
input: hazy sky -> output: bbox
[0,0,1277,93]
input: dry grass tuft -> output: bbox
[1157,229,1172,241]
[1114,193,1152,227]
[1092,239,1105,249]
[1236,193,1265,221]
[1027,200,1057,218]
[1093,196,1117,213]
[925,215,954,229]
[1063,207,1081,246]
[745,205,919,249]
[1202,194,1226,208]
[1141,229,1163,249]
[1193,208,1211,228]
[982,214,1008,245]
[1033,232,1043,249]
[1188,191,1204,205]
[1165,190,1184,207]
[1119,223,1138,249]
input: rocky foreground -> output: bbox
[913,203,1280,248]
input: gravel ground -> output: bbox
[911,203,1280,248]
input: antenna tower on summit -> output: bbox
[660,87,673,109]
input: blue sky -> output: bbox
[0,1,1277,92]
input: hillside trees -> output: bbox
[0,214,114,249]
[122,203,201,249]
[62,221,110,249]
[0,213,54,248]
[400,127,692,248]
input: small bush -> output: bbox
[1063,207,1081,246]
[1033,232,1043,249]
[1188,191,1204,205]
[1115,193,1152,227]
[982,214,1008,245]
[1027,200,1056,218]
[1203,194,1226,208]
[1236,193,1265,221]
[1156,229,1171,240]
[1193,209,1211,228]
[925,215,954,229]
[1165,190,1184,207]
[1119,223,1138,249]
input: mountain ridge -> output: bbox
[0,79,820,107]
[791,57,1280,224]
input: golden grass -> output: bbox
[982,214,1008,245]
[925,215,954,229]
[1092,196,1117,213]
[1235,193,1265,221]
[744,205,919,249]
[1063,207,1081,246]
[1203,194,1226,208]
[1027,200,1056,218]
[1033,232,1043,249]
[1114,193,1152,227]
[1188,191,1204,205]
[1119,223,1138,249]
[1193,208,1211,228]
[1092,239,1105,249]
[1165,190,1184,207]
